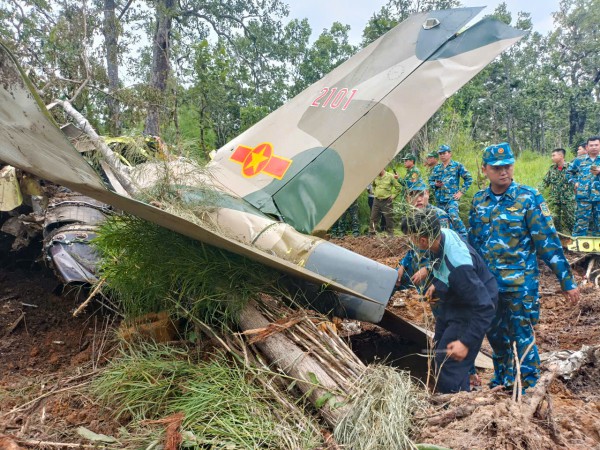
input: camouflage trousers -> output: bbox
[330,201,360,237]
[548,199,575,234]
[487,290,540,392]
[572,200,600,237]
[437,200,467,238]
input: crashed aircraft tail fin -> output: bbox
[208,9,525,234]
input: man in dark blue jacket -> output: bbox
[400,210,498,393]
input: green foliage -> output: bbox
[93,215,283,324]
[291,22,356,96]
[2,0,598,169]
[93,342,320,448]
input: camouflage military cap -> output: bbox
[406,178,427,192]
[426,151,438,158]
[402,154,416,161]
[483,142,515,166]
[438,144,451,153]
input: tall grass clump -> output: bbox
[93,215,284,323]
[334,365,427,450]
[92,342,195,421]
[92,342,321,449]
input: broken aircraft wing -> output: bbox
[0,40,393,323]
[0,8,523,333]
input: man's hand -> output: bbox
[424,284,436,301]
[453,191,464,200]
[591,165,600,176]
[435,180,444,188]
[574,182,579,192]
[411,267,429,285]
[446,340,469,361]
[563,287,580,304]
[395,266,405,287]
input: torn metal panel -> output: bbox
[45,225,101,284]
[0,165,23,211]
[42,192,111,284]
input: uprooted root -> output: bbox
[418,378,600,450]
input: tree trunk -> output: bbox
[103,0,121,136]
[237,302,352,428]
[144,0,175,136]
[568,99,586,146]
[53,99,138,195]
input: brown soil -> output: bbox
[332,235,600,450]
[0,233,121,447]
[0,230,599,449]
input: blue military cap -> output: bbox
[438,144,451,153]
[482,142,515,166]
[406,178,428,192]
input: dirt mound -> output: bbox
[329,235,410,266]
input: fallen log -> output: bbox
[237,301,358,427]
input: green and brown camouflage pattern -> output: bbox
[0,9,524,325]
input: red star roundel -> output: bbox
[229,142,292,180]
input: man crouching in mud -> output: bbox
[400,210,498,393]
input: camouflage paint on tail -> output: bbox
[0,41,381,309]
[209,10,525,234]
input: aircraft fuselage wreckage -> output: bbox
[0,8,524,357]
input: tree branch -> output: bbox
[117,0,135,21]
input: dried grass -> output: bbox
[334,365,428,450]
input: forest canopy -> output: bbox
[0,0,598,160]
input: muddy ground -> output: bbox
[0,232,599,449]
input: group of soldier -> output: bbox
[542,137,600,237]
[332,137,600,395]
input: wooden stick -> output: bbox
[1,381,92,417]
[525,370,557,419]
[427,402,494,427]
[15,437,96,448]
[512,341,521,403]
[582,258,595,286]
[72,278,106,317]
[2,312,24,338]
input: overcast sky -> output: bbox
[286,1,560,44]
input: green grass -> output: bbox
[92,342,321,449]
[93,215,284,324]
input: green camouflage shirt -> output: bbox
[542,163,574,204]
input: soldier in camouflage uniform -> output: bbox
[402,154,422,189]
[541,148,575,233]
[329,199,360,238]
[565,136,600,237]
[468,142,579,392]
[428,144,472,239]
[576,142,587,157]
[395,179,451,292]
[424,151,439,171]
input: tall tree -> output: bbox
[142,0,288,137]
[102,0,133,135]
[549,0,600,144]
